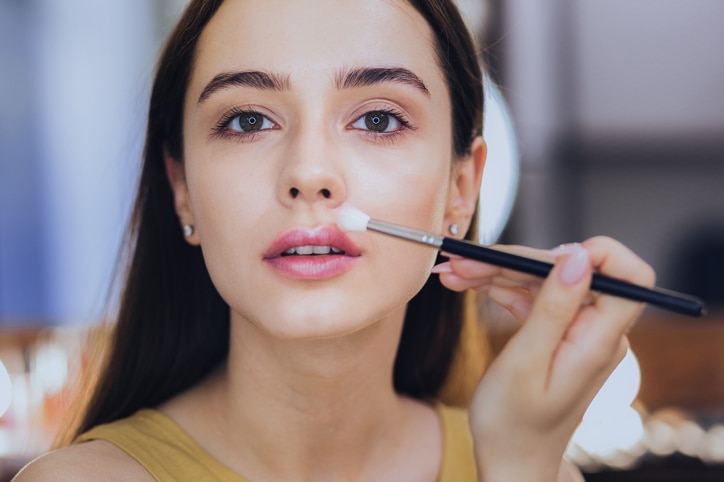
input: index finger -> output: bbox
[507,245,593,369]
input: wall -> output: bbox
[500,0,724,306]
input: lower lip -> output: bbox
[265,255,359,280]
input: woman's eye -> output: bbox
[228,112,275,132]
[352,111,402,133]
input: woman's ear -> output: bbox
[164,152,199,245]
[444,136,486,238]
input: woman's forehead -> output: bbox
[189,0,446,98]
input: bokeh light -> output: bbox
[0,360,11,419]
[567,348,646,469]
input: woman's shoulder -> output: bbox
[12,440,153,482]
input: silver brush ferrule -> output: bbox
[366,219,444,248]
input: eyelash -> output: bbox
[350,108,415,143]
[211,106,275,141]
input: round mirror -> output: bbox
[478,74,520,244]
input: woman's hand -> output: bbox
[433,236,655,482]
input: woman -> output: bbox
[15,0,653,480]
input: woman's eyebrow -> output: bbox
[197,67,429,105]
[197,70,291,104]
[336,67,430,97]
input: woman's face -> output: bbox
[171,0,478,339]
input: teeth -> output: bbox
[295,246,315,255]
[283,245,343,256]
[313,246,331,255]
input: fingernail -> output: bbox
[431,262,453,274]
[549,242,582,257]
[559,246,590,285]
[440,251,463,260]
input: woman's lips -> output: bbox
[263,227,362,280]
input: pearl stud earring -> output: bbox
[449,224,459,236]
[183,224,194,237]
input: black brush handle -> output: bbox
[441,237,707,317]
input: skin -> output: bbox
[176,0,463,341]
[14,1,654,481]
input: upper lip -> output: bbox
[263,226,362,258]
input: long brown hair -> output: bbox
[64,0,485,444]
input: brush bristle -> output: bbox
[336,206,371,232]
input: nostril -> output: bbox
[320,188,331,199]
[289,187,300,198]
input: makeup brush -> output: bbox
[336,206,707,317]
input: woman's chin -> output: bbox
[234,301,405,343]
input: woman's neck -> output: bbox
[162,305,440,482]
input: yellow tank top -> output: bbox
[75,403,477,481]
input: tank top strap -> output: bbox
[75,409,248,481]
[435,402,478,481]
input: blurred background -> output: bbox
[1,0,723,480]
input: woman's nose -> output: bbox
[276,130,346,208]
